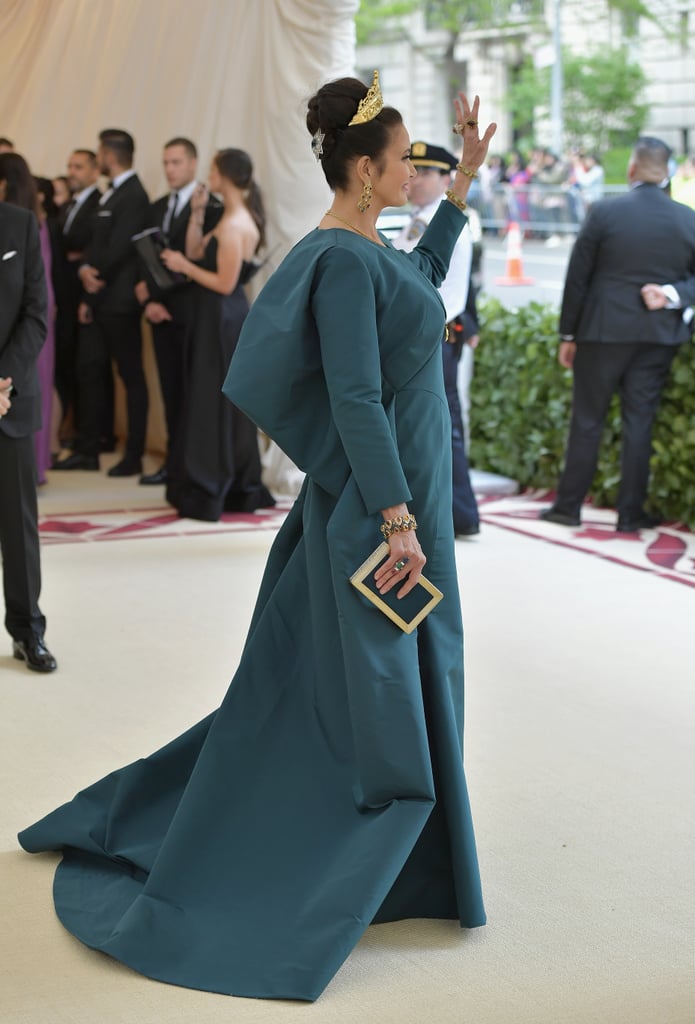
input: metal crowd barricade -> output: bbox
[471,183,629,236]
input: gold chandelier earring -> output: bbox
[357,181,373,213]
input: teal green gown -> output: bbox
[18,200,485,1002]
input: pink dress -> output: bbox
[35,219,55,484]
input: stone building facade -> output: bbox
[357,1,695,158]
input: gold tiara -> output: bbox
[348,70,384,126]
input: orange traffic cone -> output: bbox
[495,221,534,285]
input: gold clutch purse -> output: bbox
[349,541,444,635]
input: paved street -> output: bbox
[480,234,574,307]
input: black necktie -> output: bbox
[62,199,78,234]
[163,192,179,235]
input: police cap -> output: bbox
[410,141,457,172]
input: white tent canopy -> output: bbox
[0,0,359,258]
[0,0,358,454]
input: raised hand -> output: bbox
[452,93,497,173]
[190,183,209,214]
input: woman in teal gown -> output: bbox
[19,76,497,1002]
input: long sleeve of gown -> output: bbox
[403,200,468,290]
[311,245,412,515]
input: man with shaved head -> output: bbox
[540,136,695,533]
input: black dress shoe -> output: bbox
[616,513,662,533]
[539,507,581,527]
[51,452,99,471]
[139,466,168,486]
[107,457,143,477]
[456,523,480,537]
[12,637,57,673]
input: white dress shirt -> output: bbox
[99,168,136,206]
[392,195,472,322]
[62,184,99,234]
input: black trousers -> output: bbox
[0,432,45,642]
[151,318,186,470]
[77,310,147,459]
[54,262,84,422]
[442,337,479,532]
[554,341,677,521]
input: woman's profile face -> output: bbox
[371,123,415,209]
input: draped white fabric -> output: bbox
[0,0,359,260]
[0,0,358,454]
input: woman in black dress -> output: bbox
[161,149,274,520]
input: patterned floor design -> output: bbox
[38,491,695,588]
[478,490,695,589]
[38,502,292,545]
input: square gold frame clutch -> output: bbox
[349,541,444,635]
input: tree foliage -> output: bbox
[356,0,544,43]
[355,0,647,43]
[507,47,647,151]
[355,0,418,44]
[356,0,650,150]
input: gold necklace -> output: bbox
[325,209,383,245]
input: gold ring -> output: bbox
[466,118,478,128]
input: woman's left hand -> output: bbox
[453,93,497,172]
[374,530,427,599]
[161,248,187,273]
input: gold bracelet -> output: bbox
[445,189,467,213]
[455,163,478,179]
[380,513,418,540]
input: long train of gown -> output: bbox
[19,201,486,1001]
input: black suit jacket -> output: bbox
[140,191,222,319]
[54,187,102,314]
[61,186,102,257]
[0,203,48,438]
[560,183,695,346]
[83,173,149,314]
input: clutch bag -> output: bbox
[349,541,443,635]
[131,227,186,290]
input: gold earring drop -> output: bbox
[357,181,373,213]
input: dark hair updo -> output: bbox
[306,77,403,191]
[215,147,266,251]
[0,152,38,214]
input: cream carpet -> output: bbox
[1,465,693,1024]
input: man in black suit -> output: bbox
[135,137,221,485]
[57,129,149,476]
[53,149,102,451]
[541,137,695,532]
[0,200,57,671]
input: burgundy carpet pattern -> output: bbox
[38,492,695,588]
[39,502,291,545]
[477,490,695,589]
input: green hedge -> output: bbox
[469,298,695,528]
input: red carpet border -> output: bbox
[478,490,695,589]
[38,492,695,588]
[39,502,291,545]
